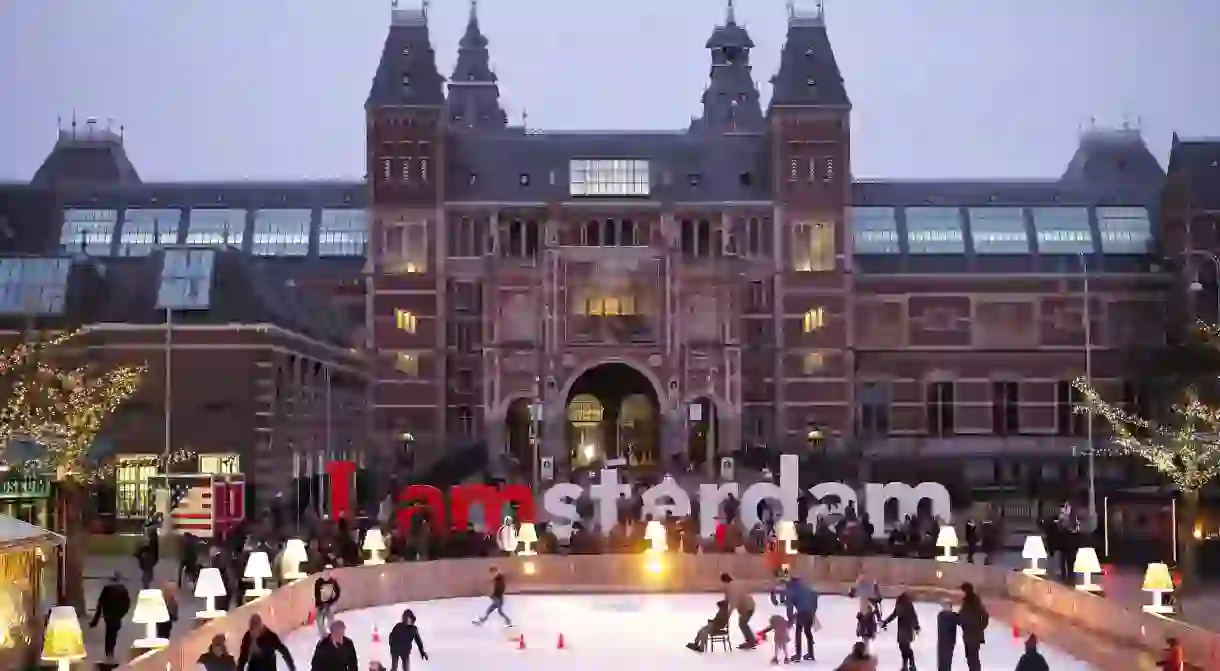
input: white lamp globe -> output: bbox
[282,538,309,580]
[131,589,171,649]
[1021,535,1047,576]
[363,528,387,565]
[935,525,959,563]
[244,551,273,598]
[194,567,228,619]
[516,522,539,556]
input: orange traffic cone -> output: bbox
[556,633,565,649]
[306,611,316,625]
[1011,625,1020,640]
[756,629,767,643]
[373,625,382,643]
[517,634,527,650]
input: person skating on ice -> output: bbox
[956,583,989,671]
[855,596,879,644]
[685,599,731,653]
[1014,634,1050,671]
[834,640,878,671]
[474,566,513,627]
[720,572,757,649]
[314,566,342,639]
[850,569,883,626]
[765,612,792,664]
[388,608,428,671]
[881,591,921,671]
[310,620,358,671]
[781,574,818,662]
[935,600,957,671]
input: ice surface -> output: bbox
[282,593,1099,670]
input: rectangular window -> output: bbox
[1032,207,1092,254]
[451,280,481,312]
[925,381,955,437]
[905,207,965,254]
[199,453,240,475]
[457,406,475,436]
[991,381,1020,435]
[0,257,71,314]
[802,352,825,375]
[252,209,311,256]
[116,454,158,519]
[318,209,368,256]
[792,221,835,271]
[969,207,1029,254]
[61,209,117,256]
[395,308,418,333]
[1097,206,1152,254]
[383,221,429,272]
[850,207,900,254]
[742,217,771,257]
[157,248,216,309]
[447,216,484,258]
[568,159,650,197]
[858,382,890,436]
[186,209,246,247]
[394,352,420,376]
[449,321,477,352]
[1056,381,1087,436]
[119,209,182,255]
[802,307,825,333]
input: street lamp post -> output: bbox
[1080,253,1097,529]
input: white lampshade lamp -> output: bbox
[282,538,309,580]
[644,519,667,552]
[775,520,798,555]
[1021,535,1047,576]
[244,551,273,598]
[41,606,86,671]
[1142,562,1174,614]
[194,567,228,619]
[363,529,387,565]
[1073,547,1102,592]
[936,525,959,563]
[131,589,170,649]
[516,522,539,556]
[496,516,518,553]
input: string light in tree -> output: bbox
[1072,377,1220,492]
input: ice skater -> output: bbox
[720,573,757,649]
[850,570,883,627]
[388,609,428,671]
[935,600,957,671]
[881,591,920,671]
[473,566,513,627]
[685,599,731,653]
[764,574,817,662]
[765,612,790,664]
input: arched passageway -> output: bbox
[565,363,660,469]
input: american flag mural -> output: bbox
[151,474,246,539]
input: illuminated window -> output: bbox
[968,208,1028,254]
[0,257,71,314]
[582,294,637,316]
[252,209,311,256]
[569,159,650,197]
[395,352,420,376]
[1096,207,1151,254]
[1032,207,1092,254]
[792,222,835,271]
[61,209,117,256]
[382,221,429,272]
[187,209,246,247]
[850,207,899,254]
[199,453,240,475]
[395,309,418,333]
[116,454,158,519]
[905,207,965,254]
[119,209,182,255]
[802,351,825,374]
[802,308,825,333]
[318,209,369,256]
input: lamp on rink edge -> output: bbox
[775,520,798,555]
[644,519,667,553]
[496,516,519,553]
[1021,535,1047,576]
[41,606,86,671]
[244,551,274,599]
[935,525,959,563]
[1142,562,1174,614]
[363,528,387,565]
[194,567,228,619]
[131,589,171,650]
[1073,547,1102,593]
[282,538,309,581]
[516,522,539,556]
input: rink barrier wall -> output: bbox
[121,554,1217,671]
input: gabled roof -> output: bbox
[769,9,849,109]
[1167,135,1220,210]
[367,5,446,108]
[0,514,64,552]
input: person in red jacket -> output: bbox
[1159,637,1184,671]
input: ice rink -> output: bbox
[282,593,1098,670]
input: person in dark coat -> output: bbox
[198,634,238,671]
[238,614,296,671]
[882,591,921,671]
[88,572,131,662]
[936,600,957,671]
[957,583,989,671]
[314,566,342,638]
[311,620,359,671]
[1014,634,1050,671]
[686,599,731,652]
[388,608,429,671]
[783,576,818,662]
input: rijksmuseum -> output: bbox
[1,1,1219,510]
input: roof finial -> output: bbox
[787,0,795,19]
[726,0,736,24]
[422,0,430,22]
[469,0,478,23]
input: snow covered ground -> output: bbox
[281,593,1098,670]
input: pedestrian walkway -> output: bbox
[82,556,209,664]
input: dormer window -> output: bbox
[402,46,411,55]
[401,74,411,86]
[519,173,530,186]
[806,77,817,87]
[467,73,476,81]
[739,172,753,187]
[805,47,815,56]
[468,172,478,185]
[688,173,702,187]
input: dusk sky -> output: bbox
[1,0,1216,181]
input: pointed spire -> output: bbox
[726,0,736,25]
[469,0,478,24]
[769,0,848,110]
[446,0,506,131]
[368,0,445,107]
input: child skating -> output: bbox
[473,566,513,627]
[766,613,791,665]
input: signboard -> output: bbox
[0,475,50,499]
[540,456,554,482]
